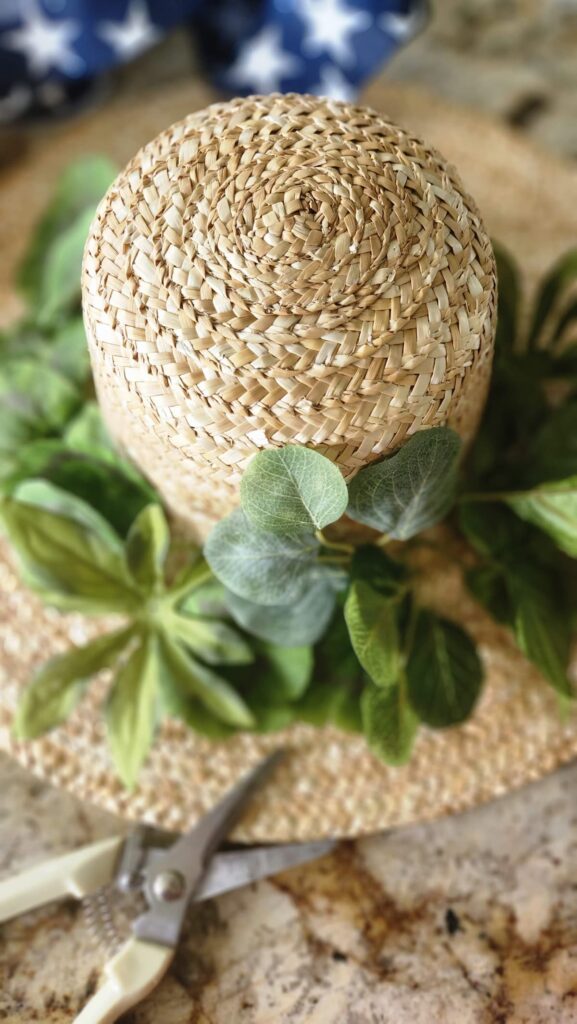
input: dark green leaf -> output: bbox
[465,564,513,626]
[205,508,321,605]
[225,580,336,646]
[0,360,79,453]
[47,318,90,384]
[347,428,462,539]
[15,626,133,740]
[507,478,577,557]
[106,632,160,788]
[507,566,572,697]
[525,403,577,484]
[361,681,418,765]
[528,249,577,350]
[406,612,483,727]
[125,504,169,592]
[493,243,521,358]
[350,545,407,596]
[0,439,63,494]
[35,207,98,328]
[344,580,402,688]
[0,480,137,613]
[240,445,348,536]
[250,642,313,703]
[157,634,254,728]
[18,156,117,306]
[459,501,529,561]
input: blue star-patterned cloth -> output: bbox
[0,0,427,124]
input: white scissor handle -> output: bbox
[73,936,173,1024]
[0,835,124,924]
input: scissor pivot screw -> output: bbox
[153,870,186,902]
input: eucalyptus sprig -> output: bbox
[204,427,483,764]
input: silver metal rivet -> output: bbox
[152,870,186,902]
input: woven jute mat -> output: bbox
[2,79,577,841]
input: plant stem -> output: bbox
[315,529,354,554]
[376,533,392,547]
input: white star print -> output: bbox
[1,0,83,77]
[314,64,355,102]
[226,25,302,93]
[298,0,371,65]
[380,5,427,42]
[98,0,160,61]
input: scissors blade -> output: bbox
[193,839,336,903]
[133,751,284,946]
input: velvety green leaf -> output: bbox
[507,567,572,697]
[106,632,160,788]
[507,479,577,557]
[205,508,321,605]
[166,612,253,665]
[15,626,133,740]
[241,444,348,535]
[493,243,520,357]
[361,681,418,765]
[157,635,254,728]
[18,156,116,304]
[35,207,98,328]
[347,428,462,539]
[125,504,169,591]
[0,480,137,613]
[225,580,336,646]
[406,612,483,727]
[528,249,577,349]
[344,580,401,688]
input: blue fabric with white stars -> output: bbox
[0,0,426,123]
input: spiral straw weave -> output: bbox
[82,93,496,538]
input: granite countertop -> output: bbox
[2,752,577,1023]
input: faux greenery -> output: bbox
[2,163,577,786]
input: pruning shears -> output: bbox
[0,752,335,1023]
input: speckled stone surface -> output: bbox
[2,752,577,1023]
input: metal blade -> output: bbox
[134,751,285,946]
[193,840,336,903]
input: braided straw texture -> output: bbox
[82,93,496,539]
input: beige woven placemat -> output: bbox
[2,79,577,841]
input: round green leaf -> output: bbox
[225,581,336,646]
[347,427,462,539]
[205,508,321,606]
[240,445,348,535]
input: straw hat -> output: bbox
[82,93,495,540]
[1,81,577,841]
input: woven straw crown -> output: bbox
[82,93,496,539]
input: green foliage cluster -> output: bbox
[3,164,577,787]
